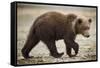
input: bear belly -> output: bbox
[55,32,64,40]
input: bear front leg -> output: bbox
[72,42,79,56]
[44,40,64,58]
[64,39,79,57]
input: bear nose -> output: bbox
[86,35,90,38]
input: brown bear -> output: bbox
[21,12,92,59]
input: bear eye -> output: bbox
[78,18,82,24]
[88,18,92,23]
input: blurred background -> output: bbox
[17,3,97,65]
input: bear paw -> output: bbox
[51,52,64,58]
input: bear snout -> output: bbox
[83,33,90,38]
[85,34,90,38]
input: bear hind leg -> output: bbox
[22,35,39,59]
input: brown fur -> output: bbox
[22,12,81,58]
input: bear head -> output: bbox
[74,15,92,38]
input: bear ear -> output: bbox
[88,18,92,23]
[77,18,82,24]
[66,14,77,23]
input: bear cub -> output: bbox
[22,12,92,59]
